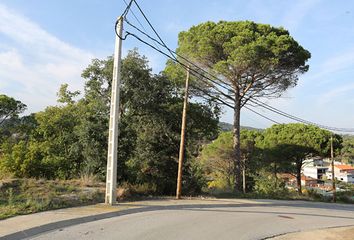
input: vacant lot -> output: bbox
[0,178,104,220]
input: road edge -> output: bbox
[262,224,354,240]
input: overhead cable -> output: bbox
[117,1,354,133]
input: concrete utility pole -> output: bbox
[176,67,190,200]
[330,135,336,203]
[105,16,123,205]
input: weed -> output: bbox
[0,178,105,220]
[6,188,14,205]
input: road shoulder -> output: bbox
[270,225,354,240]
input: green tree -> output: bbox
[0,94,26,125]
[120,51,219,194]
[57,84,80,105]
[1,49,219,194]
[261,123,342,193]
[176,21,311,191]
[76,57,113,178]
[341,135,354,164]
[31,105,82,179]
[77,50,219,193]
[0,95,28,144]
[200,129,262,192]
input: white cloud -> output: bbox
[0,3,94,112]
[321,49,354,75]
[0,49,23,69]
[318,83,354,105]
[301,47,354,87]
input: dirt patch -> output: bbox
[271,226,354,240]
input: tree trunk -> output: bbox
[233,92,242,192]
[296,161,302,194]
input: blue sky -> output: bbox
[0,0,354,130]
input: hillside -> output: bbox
[219,122,263,132]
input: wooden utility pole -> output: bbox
[176,67,190,199]
[331,135,336,203]
[105,16,123,205]
[242,159,246,194]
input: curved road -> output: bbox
[28,199,354,240]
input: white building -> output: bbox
[303,157,326,167]
[326,165,354,183]
[302,157,328,181]
[303,166,328,180]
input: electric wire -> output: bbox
[124,18,234,93]
[192,84,280,124]
[124,30,235,104]
[122,30,280,125]
[243,106,281,124]
[250,98,354,132]
[122,18,318,128]
[122,0,162,52]
[122,18,284,127]
[131,0,177,60]
[124,31,354,132]
[121,0,133,17]
[117,2,354,133]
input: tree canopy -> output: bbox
[260,123,342,193]
[176,20,311,191]
[341,135,354,164]
[0,94,26,125]
[0,50,219,195]
[177,21,310,99]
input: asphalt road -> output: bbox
[28,199,354,240]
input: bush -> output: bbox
[254,172,290,198]
[336,190,354,204]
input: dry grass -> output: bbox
[0,171,14,181]
[77,173,101,187]
[0,178,104,220]
[116,182,157,200]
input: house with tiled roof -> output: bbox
[326,164,354,183]
[300,175,318,187]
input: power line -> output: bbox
[121,1,254,115]
[121,0,133,17]
[122,18,284,126]
[117,2,354,133]
[123,1,243,110]
[130,0,177,60]
[124,18,234,93]
[124,30,235,104]
[123,0,233,101]
[124,30,354,132]
[189,81,280,125]
[250,98,354,132]
[244,106,280,124]
[122,0,162,52]
[113,18,239,116]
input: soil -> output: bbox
[271,226,354,240]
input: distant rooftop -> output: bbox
[335,165,354,171]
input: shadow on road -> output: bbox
[2,199,353,240]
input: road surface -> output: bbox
[27,199,354,240]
